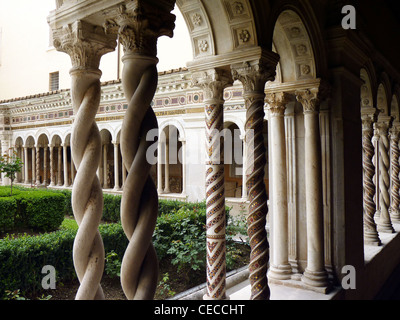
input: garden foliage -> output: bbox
[0,188,248,299]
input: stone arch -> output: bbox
[159,118,186,142]
[271,9,317,83]
[14,136,24,148]
[360,68,374,109]
[263,2,327,80]
[391,93,400,121]
[223,115,245,137]
[98,124,117,142]
[176,0,258,61]
[35,130,50,146]
[50,132,64,147]
[377,83,389,116]
[25,135,36,148]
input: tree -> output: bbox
[0,150,23,196]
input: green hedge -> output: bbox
[0,222,127,298]
[0,187,66,233]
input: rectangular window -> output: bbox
[49,71,59,91]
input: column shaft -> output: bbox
[24,147,29,184]
[231,56,279,300]
[375,119,395,233]
[113,142,120,191]
[192,68,232,300]
[43,147,48,186]
[266,92,292,281]
[58,147,63,186]
[362,111,381,245]
[296,88,329,289]
[50,146,55,186]
[36,147,41,185]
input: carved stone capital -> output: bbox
[53,20,117,71]
[104,0,175,57]
[231,58,277,94]
[265,92,290,116]
[192,69,233,102]
[390,123,400,141]
[295,88,321,114]
[361,113,375,132]
[374,120,390,137]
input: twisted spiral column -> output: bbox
[390,126,400,222]
[232,57,278,300]
[192,69,232,300]
[375,121,395,233]
[205,104,226,300]
[36,146,40,185]
[52,20,117,300]
[362,113,381,245]
[104,1,176,300]
[119,55,160,300]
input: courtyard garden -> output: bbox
[0,185,249,300]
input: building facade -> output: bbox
[1,0,400,300]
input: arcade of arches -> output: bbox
[1,0,399,300]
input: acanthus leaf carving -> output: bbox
[104,0,176,57]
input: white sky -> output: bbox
[0,0,193,72]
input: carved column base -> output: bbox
[364,229,382,246]
[301,268,330,293]
[268,264,292,281]
[377,221,395,233]
[389,208,400,223]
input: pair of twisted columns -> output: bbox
[193,58,278,300]
[53,0,175,299]
[390,124,400,223]
[106,1,175,300]
[361,109,381,245]
[374,117,395,234]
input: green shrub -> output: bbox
[15,191,65,232]
[153,206,207,273]
[0,197,17,233]
[102,194,122,222]
[0,187,66,233]
[0,221,127,298]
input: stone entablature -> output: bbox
[0,67,248,134]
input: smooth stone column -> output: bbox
[50,146,56,186]
[24,147,29,184]
[57,146,63,186]
[296,88,329,290]
[266,92,292,281]
[113,142,121,191]
[43,146,48,186]
[32,147,37,184]
[62,144,69,187]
